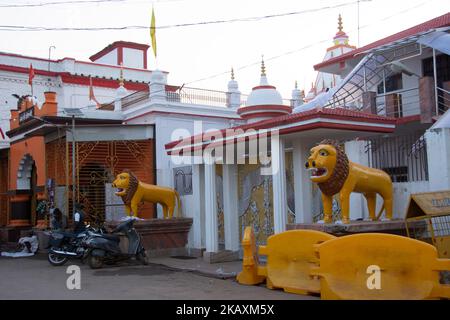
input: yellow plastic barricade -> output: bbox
[237,227,336,295]
[311,233,450,300]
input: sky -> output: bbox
[0,0,448,99]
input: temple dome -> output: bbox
[237,59,291,123]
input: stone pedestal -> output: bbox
[106,218,193,257]
[286,219,426,237]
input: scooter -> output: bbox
[82,218,149,269]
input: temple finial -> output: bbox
[295,80,298,89]
[231,67,235,80]
[261,55,266,76]
[338,14,343,32]
[119,62,124,86]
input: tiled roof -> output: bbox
[314,12,450,71]
[165,107,397,151]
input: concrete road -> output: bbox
[0,254,317,300]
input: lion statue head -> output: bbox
[305,139,349,196]
[112,170,138,205]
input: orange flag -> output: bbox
[28,64,35,85]
[89,76,101,108]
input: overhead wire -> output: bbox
[0,1,368,31]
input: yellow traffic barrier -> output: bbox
[311,233,450,300]
[237,227,336,295]
[236,227,266,286]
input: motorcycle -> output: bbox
[47,225,101,266]
[47,203,104,266]
[82,218,149,269]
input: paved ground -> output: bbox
[0,254,318,300]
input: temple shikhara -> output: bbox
[0,11,449,283]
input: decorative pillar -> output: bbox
[345,140,370,220]
[204,153,218,253]
[291,81,304,108]
[150,69,167,102]
[292,140,313,223]
[191,164,205,251]
[271,134,287,233]
[386,93,401,118]
[362,91,377,115]
[222,164,239,252]
[419,76,436,123]
[226,68,241,109]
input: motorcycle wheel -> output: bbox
[88,255,104,269]
[136,250,149,265]
[48,251,69,266]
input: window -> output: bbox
[377,73,403,94]
[366,133,428,182]
[422,54,450,84]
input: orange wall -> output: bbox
[9,136,46,190]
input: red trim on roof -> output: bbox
[166,122,394,156]
[237,104,292,115]
[252,85,277,90]
[0,63,150,90]
[164,107,397,151]
[60,73,149,90]
[0,64,59,77]
[314,12,450,71]
[89,41,149,62]
[239,111,291,120]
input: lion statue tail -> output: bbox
[375,202,385,221]
[175,191,182,218]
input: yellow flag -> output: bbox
[150,7,157,58]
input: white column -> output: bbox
[191,164,205,249]
[222,164,239,251]
[345,140,369,220]
[149,69,167,102]
[426,128,450,190]
[292,140,313,223]
[204,153,219,253]
[271,134,287,233]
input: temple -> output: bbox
[0,13,449,264]
[304,14,356,102]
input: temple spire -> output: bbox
[338,14,343,32]
[231,67,235,80]
[261,55,266,77]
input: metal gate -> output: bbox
[74,140,154,223]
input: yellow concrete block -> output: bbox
[312,233,450,300]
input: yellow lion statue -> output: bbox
[305,139,393,224]
[112,170,181,219]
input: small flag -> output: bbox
[150,6,157,58]
[28,64,35,85]
[89,76,101,108]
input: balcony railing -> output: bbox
[375,87,421,118]
[121,89,149,110]
[167,87,228,107]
